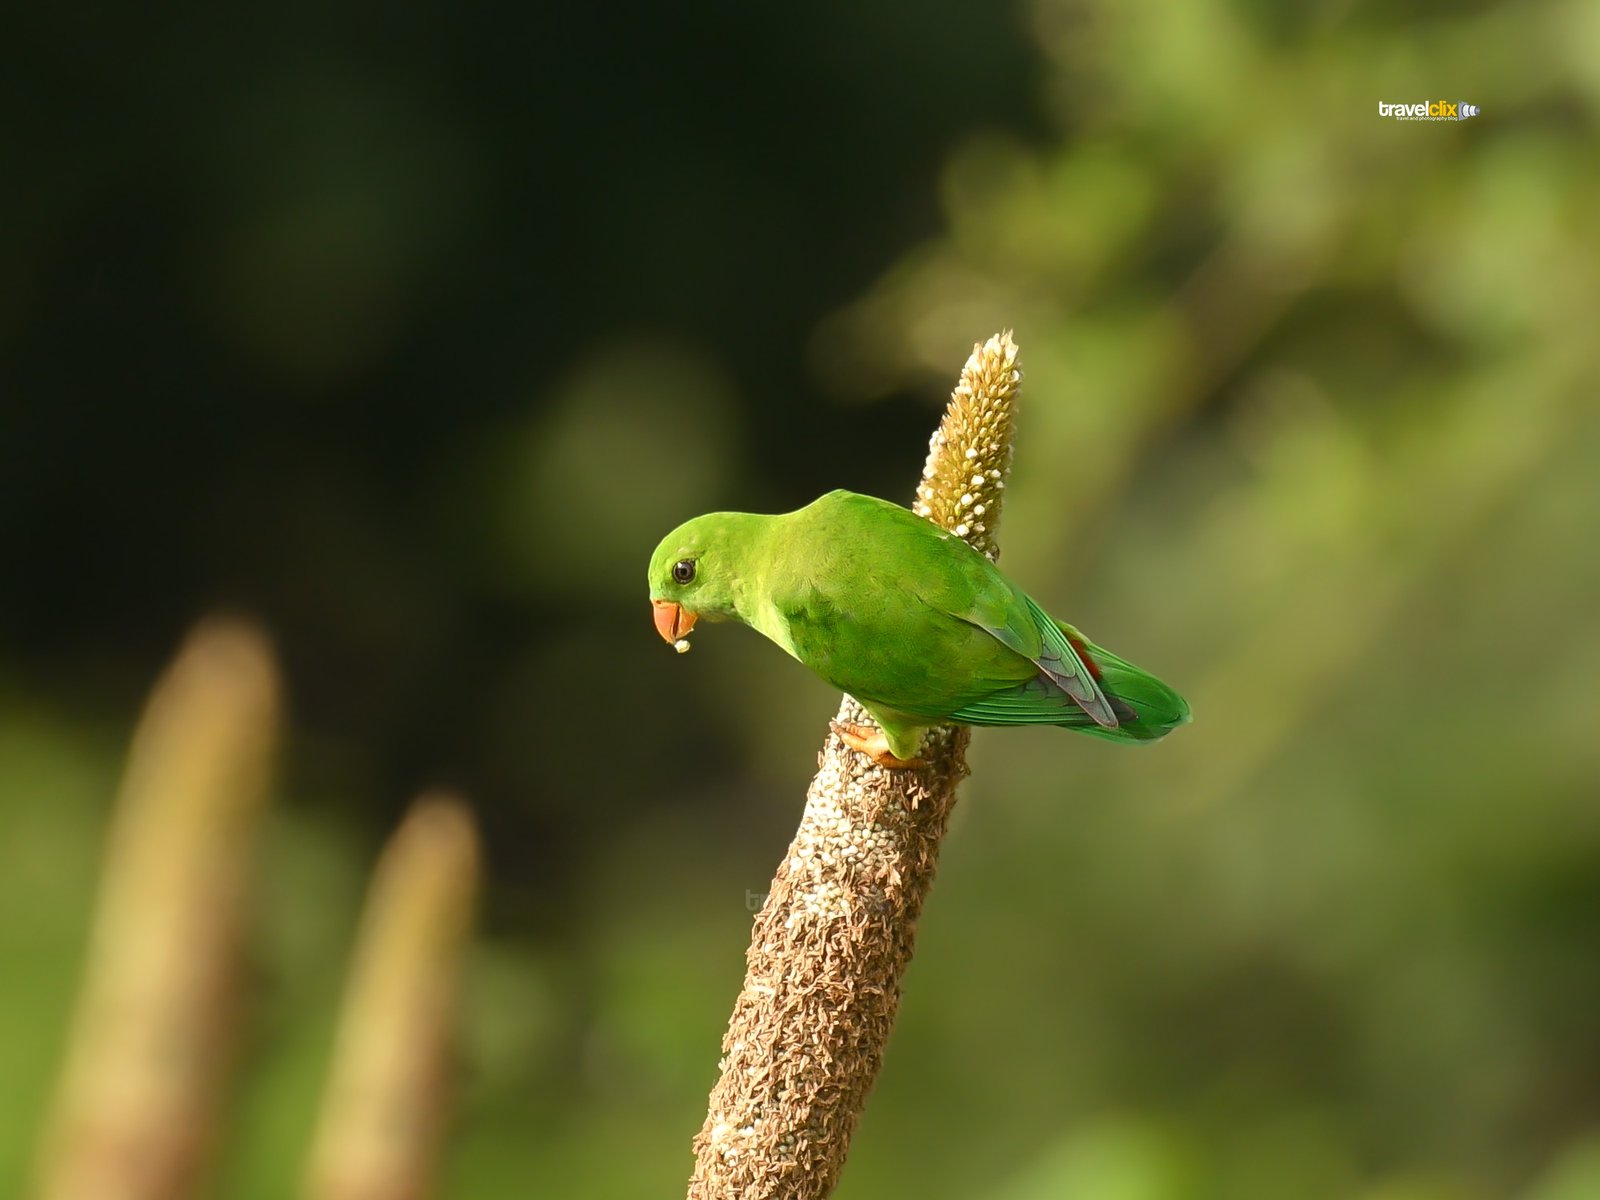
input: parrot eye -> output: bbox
[672,558,696,585]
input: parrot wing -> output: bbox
[779,491,1119,730]
[943,583,1120,730]
[947,674,1088,724]
[948,623,1190,743]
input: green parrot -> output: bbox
[647,489,1189,768]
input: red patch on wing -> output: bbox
[1065,633,1104,682]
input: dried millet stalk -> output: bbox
[687,332,1022,1200]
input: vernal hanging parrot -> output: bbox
[647,489,1189,768]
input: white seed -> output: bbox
[674,639,692,654]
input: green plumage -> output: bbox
[647,489,1189,760]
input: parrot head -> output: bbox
[646,512,759,653]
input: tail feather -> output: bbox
[1059,626,1190,744]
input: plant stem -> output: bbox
[687,333,1022,1199]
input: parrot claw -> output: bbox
[829,721,925,770]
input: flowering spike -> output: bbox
[910,331,1020,561]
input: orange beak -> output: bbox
[652,599,698,645]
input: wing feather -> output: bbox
[949,676,1091,726]
[948,588,1119,729]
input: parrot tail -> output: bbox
[1059,626,1191,744]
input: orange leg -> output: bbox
[829,721,925,770]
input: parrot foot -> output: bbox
[830,721,925,770]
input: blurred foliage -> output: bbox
[3,0,1598,1196]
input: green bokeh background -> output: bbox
[4,0,1598,1196]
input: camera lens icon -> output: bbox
[1459,102,1480,119]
